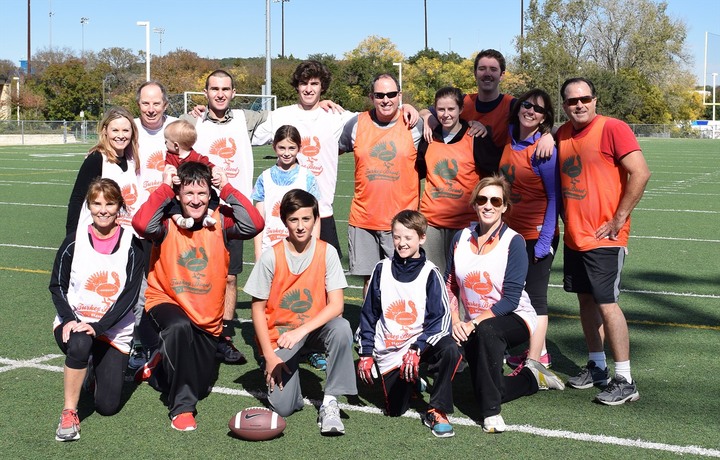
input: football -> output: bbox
[228,407,286,441]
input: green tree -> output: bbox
[31,59,103,120]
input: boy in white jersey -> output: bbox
[356,210,461,438]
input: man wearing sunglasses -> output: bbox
[556,77,650,406]
[339,74,424,295]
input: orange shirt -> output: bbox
[557,116,632,251]
[419,133,479,228]
[264,240,328,350]
[349,112,419,231]
[461,93,514,149]
[145,208,229,336]
[499,142,548,240]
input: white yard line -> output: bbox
[2,354,719,457]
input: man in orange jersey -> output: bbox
[557,77,650,406]
[244,190,355,435]
[339,74,424,294]
[132,162,264,431]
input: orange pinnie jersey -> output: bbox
[461,93,514,149]
[499,142,549,240]
[264,241,328,350]
[420,133,479,228]
[349,112,419,231]
[557,116,630,251]
[145,208,229,336]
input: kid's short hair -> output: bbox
[391,210,428,237]
[165,120,197,151]
[280,189,319,224]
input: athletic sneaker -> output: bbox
[595,375,640,406]
[524,358,565,390]
[216,337,247,364]
[308,353,327,371]
[423,408,455,438]
[507,350,552,369]
[171,412,197,431]
[55,409,80,441]
[567,360,610,389]
[135,350,162,384]
[127,346,148,370]
[482,414,506,433]
[317,400,344,435]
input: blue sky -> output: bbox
[2,0,719,85]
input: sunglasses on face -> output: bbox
[476,195,504,207]
[520,100,547,114]
[564,96,594,106]
[373,91,399,100]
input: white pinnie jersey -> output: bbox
[253,105,356,218]
[453,226,537,334]
[259,166,311,252]
[135,116,177,207]
[53,227,135,352]
[77,154,139,234]
[374,258,435,374]
[193,110,254,197]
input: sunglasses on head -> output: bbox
[476,195,504,207]
[520,100,547,114]
[373,91,399,99]
[564,96,594,106]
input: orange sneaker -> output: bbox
[171,412,197,431]
[134,350,162,384]
[55,409,80,441]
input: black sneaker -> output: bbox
[216,337,247,364]
[567,360,610,389]
[595,375,640,406]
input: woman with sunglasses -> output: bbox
[417,86,500,275]
[498,90,560,371]
[447,175,564,434]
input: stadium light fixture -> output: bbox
[80,17,89,58]
[153,27,165,55]
[137,21,151,81]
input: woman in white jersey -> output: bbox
[446,175,564,434]
[50,178,144,441]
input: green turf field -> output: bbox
[1,139,719,458]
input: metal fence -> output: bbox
[627,123,720,139]
[0,120,98,145]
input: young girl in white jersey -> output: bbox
[251,125,320,261]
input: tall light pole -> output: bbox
[264,0,272,110]
[424,0,428,50]
[448,37,451,53]
[80,17,89,58]
[13,77,20,126]
[49,1,54,50]
[713,72,718,139]
[273,0,290,58]
[153,27,165,55]
[137,21,151,81]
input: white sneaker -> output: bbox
[317,400,344,435]
[482,414,506,433]
[525,358,565,390]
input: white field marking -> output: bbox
[635,207,719,214]
[0,166,79,172]
[631,235,720,243]
[644,191,720,196]
[0,201,66,208]
[4,356,720,456]
[28,153,87,158]
[0,243,58,250]
[0,180,71,186]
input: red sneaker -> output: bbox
[171,412,197,431]
[134,350,162,383]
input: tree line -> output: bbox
[1,0,715,124]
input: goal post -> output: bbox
[183,92,277,115]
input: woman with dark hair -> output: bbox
[499,89,560,370]
[417,86,500,275]
[51,178,144,441]
[447,175,564,434]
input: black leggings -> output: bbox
[54,327,129,416]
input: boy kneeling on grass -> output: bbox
[244,189,357,435]
[356,210,462,438]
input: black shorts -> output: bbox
[320,215,342,258]
[563,245,625,304]
[227,238,244,275]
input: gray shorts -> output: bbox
[423,225,462,278]
[347,225,394,276]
